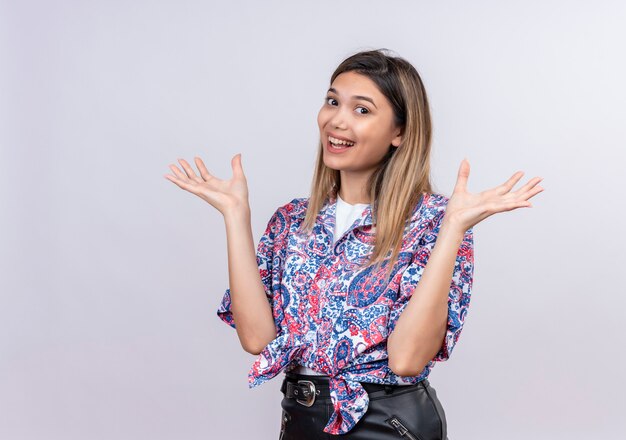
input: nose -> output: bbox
[329,107,348,130]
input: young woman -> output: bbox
[164,49,544,439]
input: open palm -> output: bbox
[163,153,249,215]
[444,158,544,232]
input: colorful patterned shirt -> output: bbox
[217,192,475,435]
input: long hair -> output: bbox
[300,48,434,280]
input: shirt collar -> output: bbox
[316,194,374,237]
[315,192,426,232]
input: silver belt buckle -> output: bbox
[296,380,316,407]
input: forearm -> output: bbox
[223,208,277,355]
[387,218,465,376]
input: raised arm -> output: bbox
[164,153,276,355]
[387,159,543,375]
[223,206,277,354]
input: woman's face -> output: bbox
[317,71,402,174]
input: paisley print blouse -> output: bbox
[217,192,475,435]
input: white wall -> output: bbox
[1,0,624,438]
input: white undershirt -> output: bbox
[333,194,369,245]
[292,195,369,376]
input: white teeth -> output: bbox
[328,135,355,146]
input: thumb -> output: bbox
[232,153,245,178]
[452,158,470,194]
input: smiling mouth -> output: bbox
[328,135,355,148]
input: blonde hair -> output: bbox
[299,49,434,281]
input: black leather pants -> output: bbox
[279,373,448,440]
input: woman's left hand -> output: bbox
[443,158,544,233]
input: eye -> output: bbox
[325,96,338,106]
[355,106,369,115]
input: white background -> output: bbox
[1,0,624,439]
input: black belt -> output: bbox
[281,372,426,407]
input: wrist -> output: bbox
[440,216,467,241]
[223,204,251,223]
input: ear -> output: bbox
[391,126,403,147]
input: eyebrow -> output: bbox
[327,87,378,109]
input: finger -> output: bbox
[512,176,543,195]
[523,185,544,200]
[452,158,470,194]
[509,180,543,205]
[194,156,214,181]
[164,173,194,192]
[177,158,201,180]
[232,153,245,179]
[499,171,525,193]
[497,198,534,213]
[169,164,189,181]
[504,185,544,210]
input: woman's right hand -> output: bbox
[164,153,249,216]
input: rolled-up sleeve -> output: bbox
[389,207,475,362]
[216,206,286,331]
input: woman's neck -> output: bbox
[338,171,372,205]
